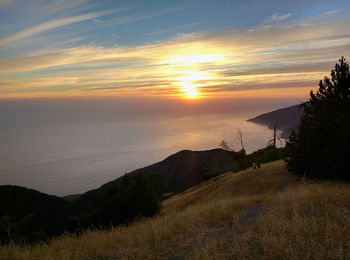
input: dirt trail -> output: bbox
[168,168,292,260]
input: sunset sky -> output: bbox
[0,0,350,99]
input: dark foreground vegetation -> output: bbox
[0,186,72,244]
[0,174,162,245]
[286,57,350,180]
[66,174,162,232]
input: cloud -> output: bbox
[1,11,350,98]
[36,0,90,16]
[265,12,291,23]
[0,9,118,46]
[324,10,339,15]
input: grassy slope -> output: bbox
[1,160,350,259]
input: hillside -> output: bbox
[0,149,238,244]
[75,148,238,206]
[128,148,238,191]
[247,104,304,138]
[0,186,72,244]
[2,160,350,259]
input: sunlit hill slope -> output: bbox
[1,160,350,259]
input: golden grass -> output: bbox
[1,160,349,259]
[188,182,350,259]
[162,160,289,214]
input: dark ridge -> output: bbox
[62,194,81,201]
[76,148,238,206]
[247,104,304,138]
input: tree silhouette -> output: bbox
[286,57,350,179]
[267,124,282,147]
[219,140,235,152]
[236,129,246,153]
[220,129,246,154]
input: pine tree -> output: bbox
[286,57,350,179]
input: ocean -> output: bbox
[0,98,299,196]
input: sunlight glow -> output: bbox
[178,81,200,99]
[174,71,213,99]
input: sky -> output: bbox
[0,0,350,100]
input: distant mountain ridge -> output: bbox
[247,104,304,138]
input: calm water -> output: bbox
[0,98,298,196]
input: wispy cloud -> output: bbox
[36,0,90,16]
[0,9,121,46]
[324,9,339,15]
[265,12,291,23]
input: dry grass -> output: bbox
[1,160,349,259]
[162,160,288,214]
[189,182,350,259]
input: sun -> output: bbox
[178,81,200,99]
[174,71,211,99]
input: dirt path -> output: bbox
[168,169,292,260]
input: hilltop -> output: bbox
[76,148,238,205]
[2,160,349,259]
[247,104,304,138]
